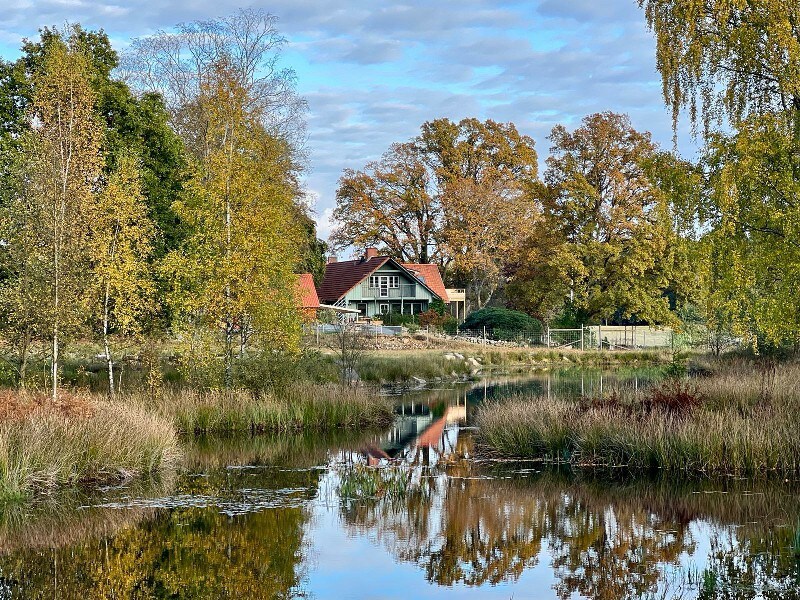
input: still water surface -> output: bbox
[2,371,799,599]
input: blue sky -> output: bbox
[0,1,697,241]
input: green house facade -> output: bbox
[318,252,447,319]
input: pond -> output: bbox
[1,371,799,599]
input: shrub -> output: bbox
[549,302,590,329]
[462,307,543,337]
[429,298,448,316]
[442,316,458,335]
[643,380,703,415]
[381,311,417,326]
[418,309,448,329]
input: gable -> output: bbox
[296,273,319,308]
[319,256,445,303]
[401,263,449,303]
[318,257,389,303]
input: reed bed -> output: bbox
[138,384,395,434]
[360,354,473,382]
[0,384,392,499]
[477,363,800,475]
[0,392,180,500]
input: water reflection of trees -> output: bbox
[699,531,800,600]
[0,488,165,554]
[0,433,347,599]
[1,505,308,598]
[340,443,800,598]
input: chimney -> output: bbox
[365,247,378,260]
[327,255,337,264]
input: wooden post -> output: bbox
[581,324,584,351]
[483,325,487,344]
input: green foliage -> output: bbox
[1,34,105,398]
[233,350,339,391]
[701,114,800,349]
[1,26,187,257]
[380,311,418,326]
[295,211,329,285]
[442,316,458,335]
[663,350,689,379]
[640,2,800,350]
[430,297,447,315]
[639,0,800,133]
[549,302,590,329]
[508,113,696,327]
[462,307,542,334]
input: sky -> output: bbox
[0,0,698,243]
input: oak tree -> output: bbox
[508,113,689,325]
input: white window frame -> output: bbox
[369,275,399,289]
[379,303,390,314]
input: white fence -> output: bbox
[304,323,708,351]
[442,325,678,349]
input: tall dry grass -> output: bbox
[0,383,392,499]
[0,392,180,499]
[477,362,800,475]
[135,384,395,434]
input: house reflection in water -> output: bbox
[359,393,469,467]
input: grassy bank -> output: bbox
[140,384,395,434]
[0,383,393,500]
[477,362,800,475]
[358,348,669,383]
[0,392,180,500]
[0,340,671,390]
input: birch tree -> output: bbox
[163,65,302,386]
[125,12,306,386]
[10,38,102,399]
[640,0,800,347]
[88,153,155,395]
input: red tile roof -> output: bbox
[296,273,320,308]
[318,257,389,303]
[401,263,449,303]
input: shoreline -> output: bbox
[476,361,800,476]
[0,384,394,501]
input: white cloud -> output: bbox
[0,1,699,244]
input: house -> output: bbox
[296,273,320,321]
[318,248,448,320]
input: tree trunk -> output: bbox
[104,327,114,397]
[18,330,30,389]
[103,283,115,397]
[51,331,58,402]
[224,323,234,389]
